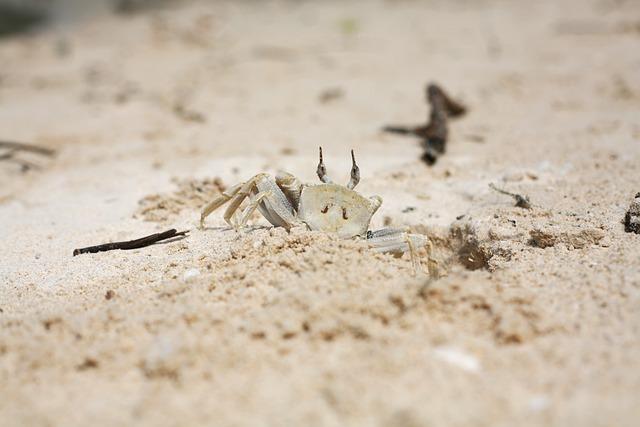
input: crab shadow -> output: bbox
[199,225,273,233]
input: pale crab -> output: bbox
[200,148,428,266]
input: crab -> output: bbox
[200,148,428,266]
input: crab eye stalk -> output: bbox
[347,149,360,189]
[317,146,332,183]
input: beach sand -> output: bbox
[1,1,639,426]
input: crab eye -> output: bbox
[321,205,329,214]
[342,207,349,220]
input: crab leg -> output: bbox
[369,195,383,216]
[200,173,304,230]
[223,175,266,226]
[367,228,427,271]
[200,174,266,228]
[235,191,272,229]
[367,228,427,253]
[253,175,300,229]
[199,182,243,228]
[275,171,303,210]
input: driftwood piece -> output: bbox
[383,83,467,165]
[73,229,188,256]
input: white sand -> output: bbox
[1,1,639,426]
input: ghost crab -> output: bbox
[200,148,428,267]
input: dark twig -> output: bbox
[0,150,15,161]
[0,4,47,37]
[73,229,189,256]
[624,192,640,234]
[427,83,466,117]
[114,0,173,15]
[489,183,532,209]
[0,149,41,171]
[0,141,56,172]
[383,83,467,165]
[0,141,56,157]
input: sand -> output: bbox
[1,0,639,426]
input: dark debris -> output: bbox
[73,229,189,256]
[383,83,467,165]
[624,192,640,234]
[489,183,532,209]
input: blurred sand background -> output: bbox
[1,0,639,426]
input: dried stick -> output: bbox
[73,229,189,256]
[489,183,532,209]
[0,149,41,171]
[382,83,467,165]
[0,141,56,157]
[0,141,56,172]
[624,192,640,234]
[427,83,466,117]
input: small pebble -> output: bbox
[433,346,480,373]
[528,395,550,412]
[503,172,524,182]
[182,268,200,282]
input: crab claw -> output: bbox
[347,149,360,189]
[317,146,332,183]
